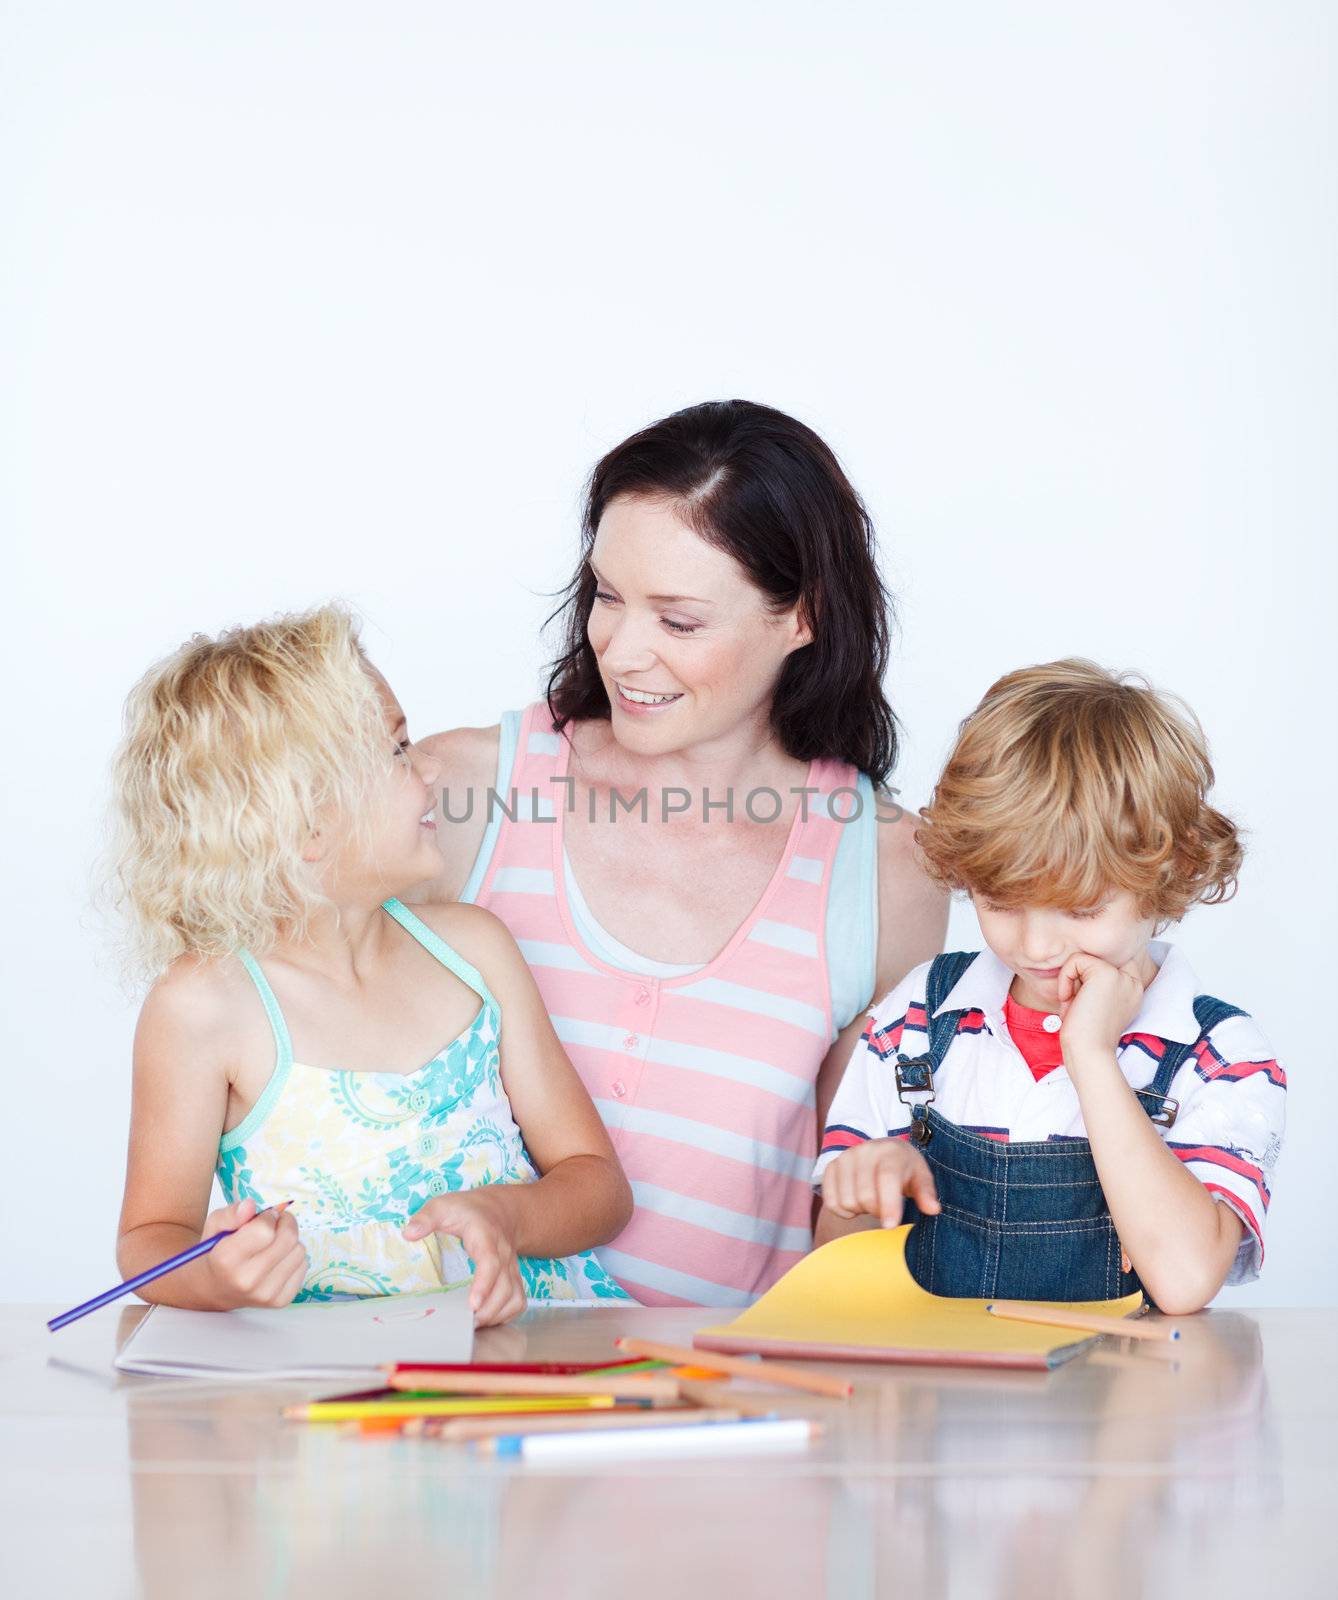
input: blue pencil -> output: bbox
[47,1201,293,1332]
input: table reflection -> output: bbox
[114,1307,1270,1600]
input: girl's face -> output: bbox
[973,889,1159,1011]
[585,495,812,759]
[312,673,443,900]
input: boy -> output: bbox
[815,660,1284,1313]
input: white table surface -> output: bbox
[2,1301,1332,1599]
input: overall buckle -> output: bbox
[1145,1094,1179,1128]
[895,1054,937,1145]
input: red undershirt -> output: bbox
[1003,992,1066,1081]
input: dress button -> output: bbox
[612,1080,627,1098]
[1042,1013,1063,1034]
[623,1033,639,1050]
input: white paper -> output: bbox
[114,1286,474,1379]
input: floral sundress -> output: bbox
[216,897,630,1303]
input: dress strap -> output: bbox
[381,898,501,1016]
[221,950,297,1154]
[236,949,294,1071]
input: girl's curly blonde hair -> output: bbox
[107,602,390,980]
[915,659,1243,925]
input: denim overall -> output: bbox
[895,952,1245,1303]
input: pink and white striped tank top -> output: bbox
[472,701,858,1307]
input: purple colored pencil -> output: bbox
[46,1201,293,1332]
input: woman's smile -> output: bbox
[612,680,685,714]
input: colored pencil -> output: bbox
[47,1202,294,1333]
[488,1417,822,1461]
[386,1369,681,1401]
[343,1416,414,1436]
[285,1395,619,1423]
[382,1358,659,1378]
[616,1337,853,1398]
[675,1380,790,1418]
[416,1406,747,1443]
[985,1302,1180,1343]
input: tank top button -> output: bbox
[635,987,651,1005]
[623,1033,639,1050]
[1042,1013,1063,1034]
[612,1079,627,1098]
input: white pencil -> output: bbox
[491,1417,821,1462]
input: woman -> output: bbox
[418,399,947,1305]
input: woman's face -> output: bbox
[586,494,811,757]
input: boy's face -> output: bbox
[972,889,1159,1011]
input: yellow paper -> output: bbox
[696,1226,1145,1370]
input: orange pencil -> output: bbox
[986,1302,1181,1343]
[387,1369,681,1401]
[616,1338,853,1398]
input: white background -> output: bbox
[3,3,1333,1305]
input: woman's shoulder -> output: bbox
[413,714,524,900]
[868,798,951,996]
[416,720,503,787]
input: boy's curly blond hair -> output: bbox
[107,602,389,980]
[915,659,1243,925]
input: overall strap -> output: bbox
[236,949,294,1071]
[894,951,979,1146]
[381,898,501,1017]
[1136,993,1248,1125]
[924,951,980,1065]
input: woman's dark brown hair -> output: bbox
[544,399,900,784]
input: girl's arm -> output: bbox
[402,906,633,1321]
[117,969,308,1310]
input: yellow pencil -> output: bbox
[285,1395,619,1422]
[985,1302,1181,1343]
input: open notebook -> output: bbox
[695,1226,1145,1371]
[115,1285,474,1379]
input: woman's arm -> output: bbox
[116,969,308,1310]
[401,904,633,1320]
[407,724,501,904]
[813,807,949,1133]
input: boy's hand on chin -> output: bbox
[1056,952,1149,1066]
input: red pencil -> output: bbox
[381,1358,654,1378]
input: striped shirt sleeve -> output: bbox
[813,963,932,1187]
[1162,1011,1286,1285]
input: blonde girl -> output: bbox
[111,604,632,1325]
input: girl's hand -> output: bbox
[402,1191,527,1327]
[1056,953,1148,1064]
[202,1197,308,1309]
[820,1137,941,1228]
